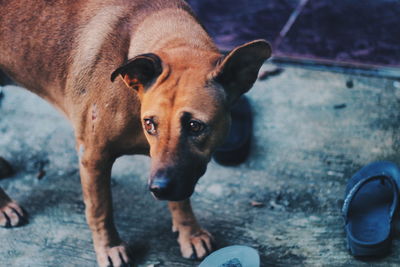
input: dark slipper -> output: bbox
[342,161,400,257]
[213,96,252,166]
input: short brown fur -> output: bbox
[0,0,271,266]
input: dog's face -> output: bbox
[139,65,230,201]
[112,40,271,201]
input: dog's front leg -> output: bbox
[168,199,214,260]
[79,147,131,267]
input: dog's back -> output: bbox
[0,0,204,110]
[0,1,83,98]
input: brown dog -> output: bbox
[0,0,271,266]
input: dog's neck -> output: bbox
[128,8,219,60]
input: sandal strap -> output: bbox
[342,175,398,224]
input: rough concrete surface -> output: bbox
[1,63,400,266]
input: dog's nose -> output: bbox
[149,177,171,198]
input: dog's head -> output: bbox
[111,40,271,201]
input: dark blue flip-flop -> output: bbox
[213,96,252,166]
[342,161,400,257]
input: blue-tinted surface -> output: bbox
[187,0,400,66]
[187,0,298,50]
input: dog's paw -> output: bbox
[0,201,27,227]
[178,228,214,260]
[96,243,132,267]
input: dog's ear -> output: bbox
[213,40,271,104]
[111,53,162,91]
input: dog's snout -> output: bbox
[149,177,171,198]
[149,177,170,191]
[149,163,203,201]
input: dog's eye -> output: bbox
[144,118,157,135]
[188,120,205,135]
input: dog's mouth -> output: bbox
[149,181,195,201]
[150,188,194,201]
[148,164,205,201]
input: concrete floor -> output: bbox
[1,63,400,266]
